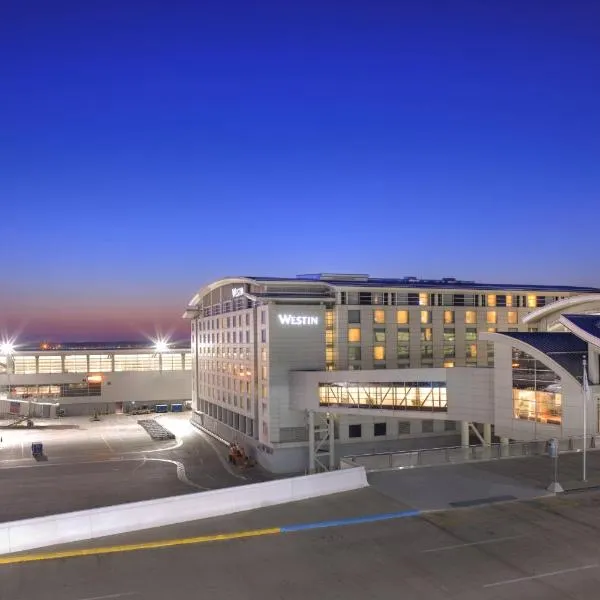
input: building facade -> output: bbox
[0,343,192,416]
[184,274,600,473]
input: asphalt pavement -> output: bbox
[0,414,266,521]
[5,489,600,600]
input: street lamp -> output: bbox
[0,339,16,399]
[154,339,170,353]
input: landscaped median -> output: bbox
[0,467,368,555]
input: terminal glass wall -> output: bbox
[319,381,447,412]
[512,348,562,425]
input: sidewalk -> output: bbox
[367,450,600,510]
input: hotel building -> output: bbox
[184,274,600,473]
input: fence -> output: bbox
[341,435,600,472]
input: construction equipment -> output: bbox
[228,442,255,468]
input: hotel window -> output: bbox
[465,310,477,324]
[373,346,385,361]
[420,310,431,324]
[325,330,334,344]
[348,328,361,343]
[465,327,477,341]
[507,311,518,325]
[348,309,361,324]
[325,311,334,328]
[487,327,497,333]
[443,310,454,325]
[261,348,267,362]
[396,310,409,325]
[506,294,513,307]
[487,310,497,324]
[373,309,385,324]
[325,347,334,362]
[261,329,267,343]
[527,294,537,308]
[348,424,362,438]
[466,343,478,359]
[374,422,387,436]
[487,294,497,307]
[397,329,410,359]
[421,328,433,342]
[444,360,455,368]
[374,328,386,343]
[419,293,429,306]
[348,346,361,361]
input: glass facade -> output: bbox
[512,348,562,425]
[319,382,447,412]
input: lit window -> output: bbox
[373,310,385,324]
[396,310,409,325]
[325,347,334,362]
[506,295,513,307]
[325,311,334,328]
[373,346,385,361]
[444,310,454,324]
[527,295,537,308]
[419,293,429,306]
[507,311,518,325]
[421,328,433,341]
[487,327,497,333]
[487,311,497,324]
[466,344,477,358]
[348,328,361,343]
[443,360,455,368]
[325,330,334,344]
[348,346,361,361]
[465,311,477,324]
[487,294,497,307]
[420,310,431,324]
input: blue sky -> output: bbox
[1,0,599,341]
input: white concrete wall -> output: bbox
[0,467,369,554]
[266,305,326,443]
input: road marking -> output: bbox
[422,535,525,553]
[77,593,138,600]
[280,510,420,532]
[100,434,114,453]
[483,564,599,588]
[0,528,282,565]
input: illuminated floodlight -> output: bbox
[0,340,15,356]
[154,339,170,353]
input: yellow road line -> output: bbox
[0,527,281,565]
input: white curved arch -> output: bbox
[480,332,582,387]
[187,277,260,306]
[522,294,600,325]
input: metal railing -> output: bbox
[340,435,600,472]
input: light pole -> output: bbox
[583,356,590,482]
[0,340,15,399]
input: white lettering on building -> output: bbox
[278,314,319,326]
[231,287,244,298]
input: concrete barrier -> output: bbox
[0,466,368,555]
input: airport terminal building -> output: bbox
[0,343,192,416]
[184,274,600,473]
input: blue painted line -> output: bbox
[280,510,421,533]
